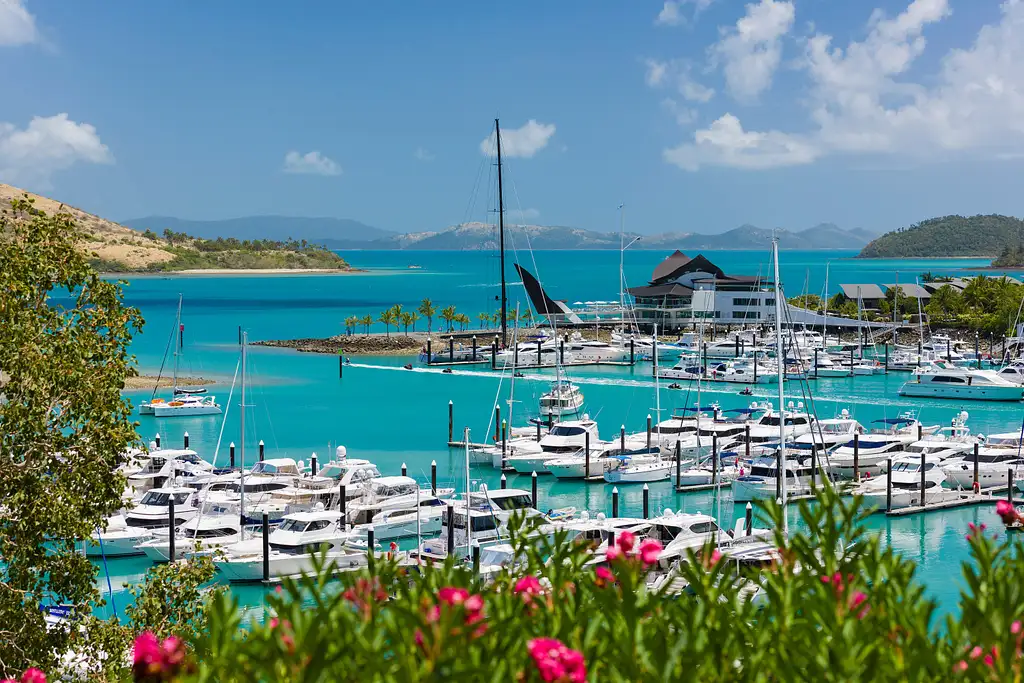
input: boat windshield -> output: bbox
[478,548,514,565]
[372,482,418,497]
[185,527,236,539]
[139,491,190,506]
[819,423,852,434]
[550,426,586,437]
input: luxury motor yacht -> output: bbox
[538,380,585,418]
[943,431,1024,490]
[899,367,1023,401]
[731,456,819,502]
[126,449,212,493]
[87,513,152,558]
[441,488,545,547]
[856,454,962,510]
[351,495,450,541]
[545,445,662,480]
[346,476,455,526]
[135,501,243,562]
[124,485,200,530]
[501,417,601,473]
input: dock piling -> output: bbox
[775,447,782,501]
[339,354,344,378]
[917,424,923,441]
[675,440,681,488]
[853,433,860,483]
[532,471,539,510]
[311,453,318,476]
[612,487,619,518]
[472,335,478,362]
[535,420,541,442]
[183,431,189,449]
[620,425,626,454]
[229,442,235,469]
[745,425,751,461]
[401,462,407,477]
[446,504,455,555]
[646,415,652,451]
[1009,468,1015,505]
[502,420,508,470]
[431,461,437,496]
[472,541,480,574]
[494,406,501,442]
[886,458,893,514]
[168,498,176,563]
[919,450,926,506]
[500,473,506,489]
[259,440,264,462]
[643,484,649,519]
[367,529,375,569]
[810,444,817,489]
[490,339,496,370]
[560,338,565,365]
[262,513,270,583]
[973,443,980,490]
[585,432,591,480]
[340,486,347,529]
[448,401,453,443]
[449,337,454,364]
[712,433,718,486]
[744,503,753,536]
[155,432,161,448]
[630,337,635,365]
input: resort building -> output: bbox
[837,283,933,311]
[626,251,775,328]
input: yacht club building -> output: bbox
[627,251,775,328]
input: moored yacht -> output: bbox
[538,380,584,418]
[943,432,1024,490]
[603,454,673,484]
[502,417,601,473]
[899,367,1023,401]
[125,486,200,529]
[856,454,962,510]
[146,394,222,417]
[346,476,455,526]
[136,501,243,562]
[731,457,818,502]
[545,445,661,480]
[87,514,152,558]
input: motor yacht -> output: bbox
[825,415,943,479]
[346,476,455,526]
[87,514,152,558]
[126,449,211,493]
[538,380,584,418]
[214,508,366,582]
[352,496,449,541]
[135,501,243,562]
[546,445,662,480]
[899,367,1023,401]
[441,488,545,547]
[731,456,819,502]
[996,361,1024,386]
[856,454,962,510]
[603,454,673,484]
[943,431,1024,490]
[718,404,816,458]
[125,485,201,530]
[501,417,601,473]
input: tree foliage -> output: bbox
[858,214,1024,258]
[0,197,143,675]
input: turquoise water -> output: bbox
[94,250,1022,622]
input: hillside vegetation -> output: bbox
[0,184,351,272]
[857,214,1024,258]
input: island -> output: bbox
[857,214,1024,258]
[0,183,356,274]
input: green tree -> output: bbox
[478,312,491,330]
[418,298,436,334]
[408,311,420,332]
[456,313,470,331]
[360,314,373,335]
[0,197,143,675]
[399,311,414,335]
[378,308,397,337]
[787,294,823,312]
[520,308,533,326]
[343,315,359,336]
[440,305,457,332]
[925,285,963,321]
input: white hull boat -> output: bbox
[899,368,1023,402]
[88,515,151,558]
[604,460,672,483]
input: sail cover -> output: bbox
[514,263,583,324]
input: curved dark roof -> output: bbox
[627,283,694,298]
[651,250,691,282]
[650,252,726,285]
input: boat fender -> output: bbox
[973,481,980,493]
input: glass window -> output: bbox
[689,521,720,534]
[550,426,585,437]
[279,519,308,533]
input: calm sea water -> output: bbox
[94,249,1022,622]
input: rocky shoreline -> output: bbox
[123,375,215,390]
[253,334,427,355]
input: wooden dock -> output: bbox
[883,490,1020,517]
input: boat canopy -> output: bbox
[872,418,914,425]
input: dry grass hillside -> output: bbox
[0,183,351,272]
[1,183,176,269]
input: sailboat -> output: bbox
[139,295,221,417]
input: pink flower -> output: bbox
[983,654,994,667]
[133,631,189,681]
[594,566,614,587]
[850,591,869,619]
[954,660,968,673]
[133,632,161,667]
[820,575,831,584]
[970,646,983,660]
[20,670,45,683]
[438,587,470,606]
[161,636,185,668]
[1,679,16,683]
[605,545,623,562]
[638,538,663,566]
[514,575,544,603]
[1012,621,1022,635]
[528,638,587,683]
[616,531,636,553]
[996,500,1019,525]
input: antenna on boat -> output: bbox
[496,118,508,349]
[771,237,788,534]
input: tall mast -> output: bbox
[496,118,508,348]
[239,331,247,528]
[771,238,788,533]
[172,294,182,391]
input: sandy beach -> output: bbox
[122,374,215,390]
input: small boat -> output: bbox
[899,367,1023,401]
[87,514,152,558]
[731,456,818,502]
[545,445,661,480]
[146,394,223,417]
[603,455,672,484]
[538,380,584,418]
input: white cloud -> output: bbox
[283,150,341,176]
[664,113,817,170]
[414,146,434,162]
[663,0,1024,171]
[656,0,716,26]
[0,113,112,187]
[0,0,37,46]
[507,207,540,223]
[645,59,715,103]
[712,0,795,103]
[662,98,698,126]
[479,120,556,158]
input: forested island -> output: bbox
[0,183,353,273]
[857,214,1024,258]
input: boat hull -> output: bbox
[151,404,223,417]
[215,552,367,582]
[86,531,150,557]
[898,383,1023,401]
[604,465,671,483]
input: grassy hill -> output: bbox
[0,184,351,272]
[857,215,1024,258]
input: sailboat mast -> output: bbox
[496,118,508,348]
[239,332,247,528]
[172,294,182,391]
[771,238,788,532]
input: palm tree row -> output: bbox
[343,297,535,336]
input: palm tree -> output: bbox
[378,309,397,337]
[456,313,470,331]
[343,316,359,336]
[391,303,404,322]
[409,311,420,332]
[400,311,414,335]
[360,314,373,335]
[418,298,436,334]
[440,305,457,332]
[491,312,501,328]
[478,312,491,330]
[520,308,533,326]
[507,308,519,325]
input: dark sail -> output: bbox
[514,263,582,324]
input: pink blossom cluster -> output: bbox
[820,572,868,619]
[0,668,45,683]
[527,638,587,682]
[996,500,1020,526]
[514,575,548,611]
[132,632,188,682]
[342,576,389,619]
[268,618,295,654]
[417,586,487,646]
[604,531,662,567]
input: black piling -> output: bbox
[183,431,190,449]
[155,432,161,449]
[646,415,652,451]
[449,337,455,364]
[973,442,980,490]
[675,440,681,488]
[262,512,270,582]
[712,432,719,485]
[630,337,635,365]
[853,433,860,482]
[500,473,507,489]
[339,354,344,378]
[367,528,375,569]
[886,458,893,513]
[472,542,480,574]
[426,339,432,364]
[448,401,454,443]
[168,498,176,563]
[401,462,407,477]
[744,503,753,536]
[1009,468,1015,505]
[642,484,649,519]
[472,335,478,362]
[311,453,318,476]
[585,432,591,480]
[745,425,751,461]
[340,486,347,529]
[919,449,926,505]
[446,504,455,555]
[502,420,508,469]
[612,487,619,518]
[431,460,437,495]
[620,425,626,453]
[229,442,235,469]
[531,471,538,509]
[494,406,501,442]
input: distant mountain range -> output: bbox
[857,215,1024,258]
[123,215,877,251]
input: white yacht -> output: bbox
[346,476,455,526]
[731,457,818,502]
[502,417,601,473]
[442,488,544,547]
[810,354,852,378]
[352,496,449,541]
[87,514,152,558]
[996,361,1024,386]
[145,394,222,417]
[126,449,211,493]
[899,367,1023,401]
[943,432,1024,490]
[791,411,863,451]
[718,405,816,458]
[136,501,243,562]
[538,380,584,418]
[545,445,661,480]
[603,454,673,484]
[566,339,632,363]
[214,508,366,582]
[826,415,942,479]
[856,454,961,510]
[124,486,200,530]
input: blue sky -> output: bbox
[1,0,1023,236]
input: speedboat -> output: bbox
[214,508,366,582]
[899,367,1023,401]
[125,486,200,530]
[603,455,672,484]
[143,394,222,417]
[87,514,152,558]
[731,456,818,502]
